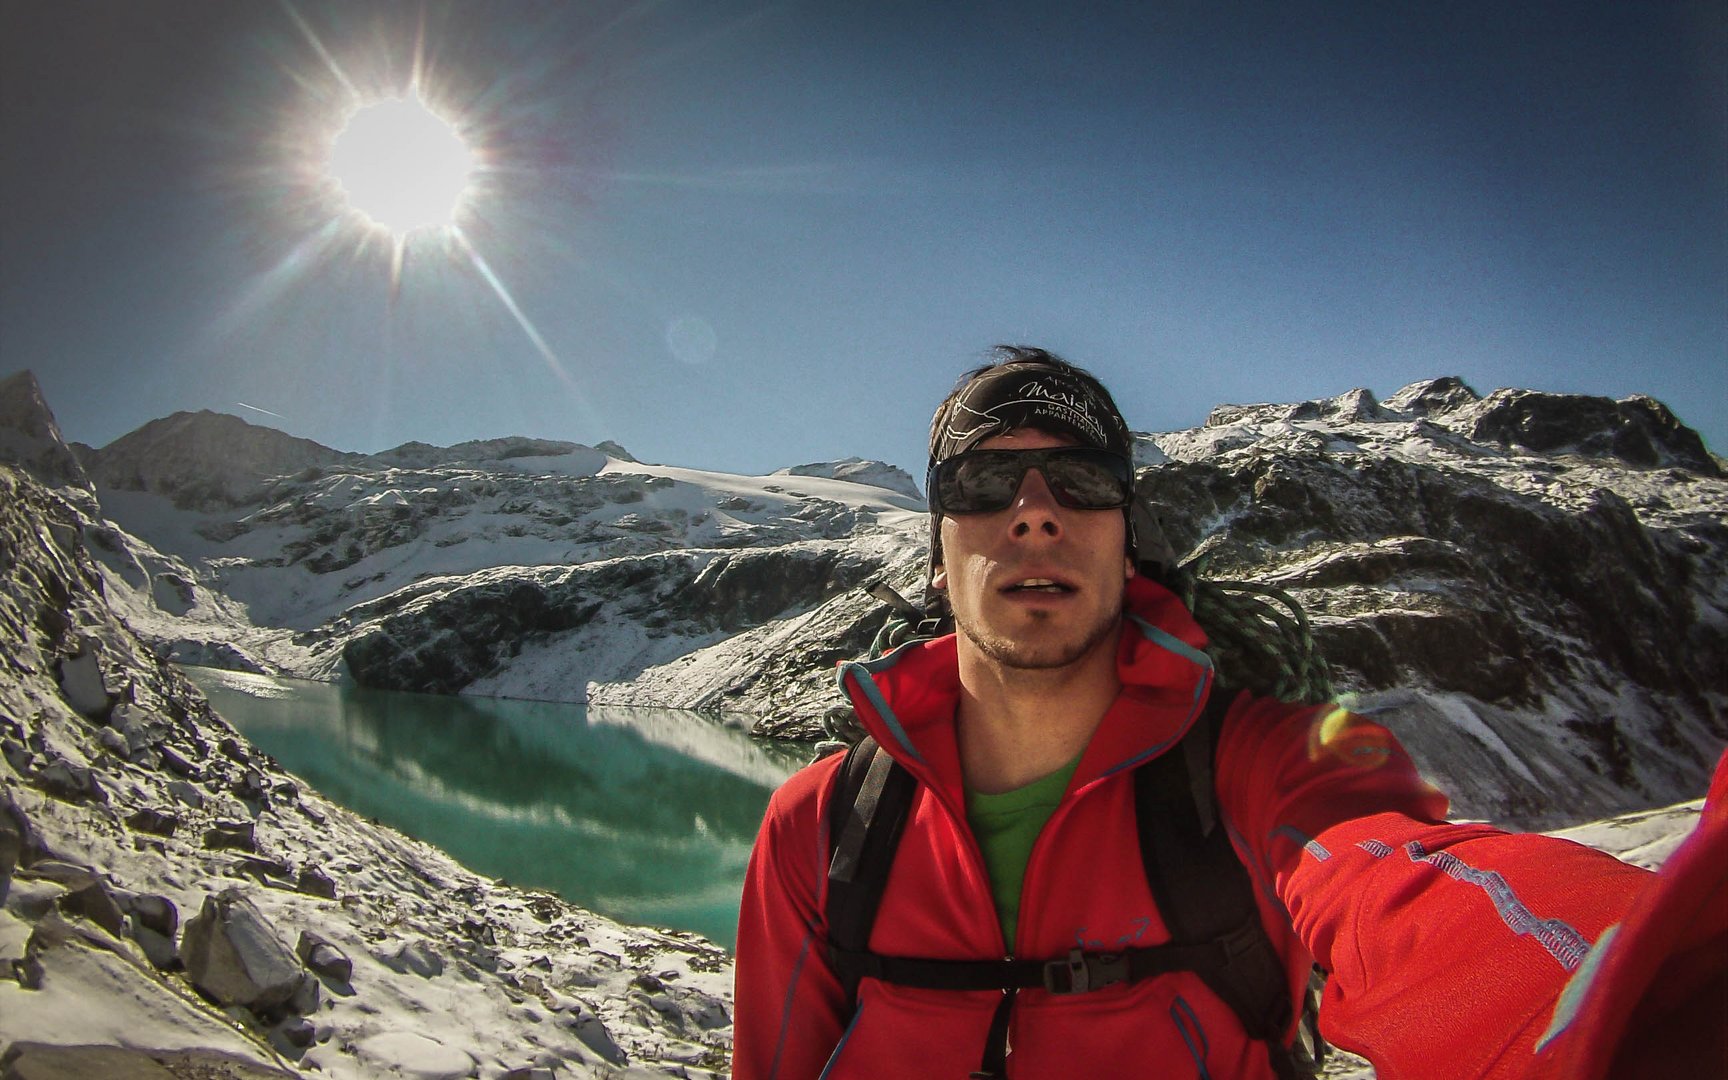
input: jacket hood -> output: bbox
[837,574,1216,805]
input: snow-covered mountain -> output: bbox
[25,387,927,700]
[3,370,1725,830]
[0,373,92,498]
[1133,379,1725,825]
[74,408,363,509]
[773,457,922,500]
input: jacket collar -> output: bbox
[838,575,1216,803]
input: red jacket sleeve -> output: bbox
[1216,693,1653,1080]
[734,755,851,1080]
[1529,747,1728,1080]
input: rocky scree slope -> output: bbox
[0,464,734,1078]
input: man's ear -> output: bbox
[1123,554,1135,581]
[931,565,948,591]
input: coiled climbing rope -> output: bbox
[1163,555,1335,705]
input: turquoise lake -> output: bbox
[184,668,809,950]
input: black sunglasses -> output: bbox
[928,447,1135,515]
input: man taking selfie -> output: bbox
[734,347,1713,1079]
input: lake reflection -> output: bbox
[184,668,807,950]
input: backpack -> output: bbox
[822,680,1327,1080]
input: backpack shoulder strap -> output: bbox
[1135,685,1299,1063]
[824,735,918,1006]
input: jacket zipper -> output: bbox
[1016,675,1214,954]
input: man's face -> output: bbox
[932,428,1135,671]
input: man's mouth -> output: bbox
[1003,577,1075,595]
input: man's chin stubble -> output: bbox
[958,606,1122,671]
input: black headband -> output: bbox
[929,363,1133,466]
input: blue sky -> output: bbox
[3,1,1723,478]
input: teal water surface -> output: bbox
[185,667,807,950]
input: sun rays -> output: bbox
[221,0,574,392]
[196,0,840,441]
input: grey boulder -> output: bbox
[296,929,353,983]
[180,889,303,1010]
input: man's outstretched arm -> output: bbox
[1216,693,1652,1079]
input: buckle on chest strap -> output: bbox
[1042,949,1129,994]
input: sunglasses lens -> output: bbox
[1045,455,1132,508]
[939,455,1021,512]
[932,449,1130,513]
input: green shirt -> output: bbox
[964,756,1083,948]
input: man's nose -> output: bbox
[1007,468,1063,540]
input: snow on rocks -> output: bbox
[51,404,925,705]
[180,888,307,1011]
[0,371,93,497]
[1132,378,1727,826]
[351,1031,477,1079]
[296,929,354,983]
[773,457,922,500]
[587,533,929,734]
[0,463,733,1077]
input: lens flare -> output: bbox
[1307,706,1395,769]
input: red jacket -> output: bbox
[735,576,1651,1079]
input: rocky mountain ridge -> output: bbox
[1122,377,1726,825]
[0,372,91,496]
[74,409,364,509]
[0,376,925,695]
[774,457,922,500]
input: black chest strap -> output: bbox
[829,920,1277,995]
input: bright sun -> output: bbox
[326,93,475,236]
